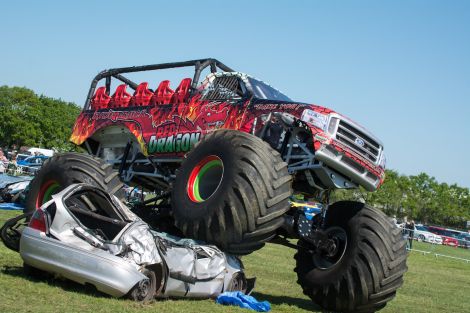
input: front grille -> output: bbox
[336,120,381,163]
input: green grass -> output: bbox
[1,210,469,313]
[410,240,470,260]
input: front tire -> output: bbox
[172,130,292,255]
[128,268,156,302]
[25,153,123,213]
[295,201,408,312]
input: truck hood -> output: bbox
[289,101,384,148]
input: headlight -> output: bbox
[301,109,328,130]
[378,152,386,168]
[327,117,339,134]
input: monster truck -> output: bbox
[26,59,407,312]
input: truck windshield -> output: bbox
[248,77,292,102]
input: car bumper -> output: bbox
[20,227,147,297]
[443,239,458,246]
[315,144,382,192]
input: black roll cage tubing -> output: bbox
[83,58,235,110]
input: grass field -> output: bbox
[1,210,469,313]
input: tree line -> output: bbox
[1,86,469,229]
[0,86,81,151]
[334,170,470,229]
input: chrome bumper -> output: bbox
[315,144,381,192]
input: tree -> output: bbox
[331,169,470,229]
[0,86,81,151]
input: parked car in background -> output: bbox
[16,155,49,174]
[15,154,30,163]
[456,233,470,249]
[17,155,48,167]
[414,225,443,244]
[427,226,460,247]
[27,148,54,157]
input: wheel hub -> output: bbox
[135,278,150,300]
[36,180,60,208]
[186,155,224,203]
[313,227,348,270]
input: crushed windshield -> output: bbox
[248,77,292,102]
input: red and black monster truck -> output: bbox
[26,59,407,312]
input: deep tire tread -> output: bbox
[25,152,123,213]
[294,202,407,312]
[172,130,292,255]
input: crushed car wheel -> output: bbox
[25,153,123,213]
[295,201,408,313]
[129,268,156,302]
[172,130,292,255]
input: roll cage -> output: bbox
[83,58,235,110]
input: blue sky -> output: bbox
[1,1,469,187]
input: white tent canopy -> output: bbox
[27,148,54,157]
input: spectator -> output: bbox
[0,150,7,163]
[405,220,415,249]
[0,151,8,173]
[10,154,17,165]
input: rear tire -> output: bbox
[25,153,123,213]
[295,201,408,313]
[172,130,292,255]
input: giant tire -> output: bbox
[25,153,123,213]
[295,201,408,313]
[172,130,292,255]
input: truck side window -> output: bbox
[201,76,245,101]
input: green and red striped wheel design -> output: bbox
[35,180,60,208]
[186,155,224,203]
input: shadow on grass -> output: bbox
[1,265,108,299]
[251,291,324,312]
[3,265,327,311]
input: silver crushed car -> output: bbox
[2,184,253,301]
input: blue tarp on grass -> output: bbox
[216,291,271,312]
[0,203,24,210]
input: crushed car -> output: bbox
[1,183,253,301]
